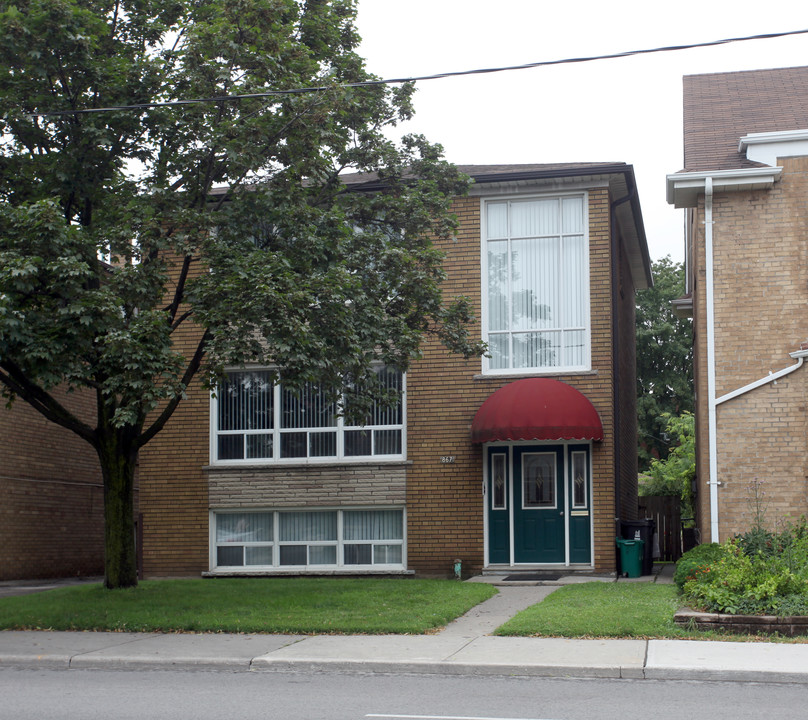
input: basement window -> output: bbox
[211,508,405,571]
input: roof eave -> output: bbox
[666,167,782,208]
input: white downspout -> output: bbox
[716,350,808,406]
[704,178,720,542]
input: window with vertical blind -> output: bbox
[483,194,590,373]
[212,367,404,464]
[212,508,405,570]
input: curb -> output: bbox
[4,632,808,683]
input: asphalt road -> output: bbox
[1,667,806,720]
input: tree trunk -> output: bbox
[96,432,139,589]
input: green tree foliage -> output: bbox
[635,256,693,470]
[0,0,485,588]
[639,412,695,518]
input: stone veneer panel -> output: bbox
[208,463,407,508]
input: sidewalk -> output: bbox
[2,568,808,683]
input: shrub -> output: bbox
[673,542,723,590]
[682,540,807,615]
[735,525,777,558]
[679,517,808,616]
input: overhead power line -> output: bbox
[29,28,808,118]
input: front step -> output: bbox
[475,567,616,586]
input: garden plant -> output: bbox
[679,507,808,617]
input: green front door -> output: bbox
[513,446,565,563]
[486,445,592,566]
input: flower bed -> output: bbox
[675,511,808,632]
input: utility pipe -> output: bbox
[704,178,720,542]
[716,350,808,406]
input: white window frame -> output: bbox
[210,368,406,465]
[491,452,508,511]
[210,508,407,572]
[570,449,588,510]
[480,191,591,375]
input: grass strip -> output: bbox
[496,581,808,642]
[0,577,496,635]
[495,582,687,638]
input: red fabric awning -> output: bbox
[471,378,603,444]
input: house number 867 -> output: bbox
[440,456,455,464]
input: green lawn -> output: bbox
[494,581,808,641]
[495,582,689,638]
[6,576,803,640]
[0,577,496,635]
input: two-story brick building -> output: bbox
[138,162,652,577]
[667,67,808,542]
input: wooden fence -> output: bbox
[638,495,682,561]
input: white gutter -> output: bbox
[666,167,781,209]
[704,178,720,542]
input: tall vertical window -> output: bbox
[491,453,507,510]
[212,367,404,463]
[485,194,589,372]
[217,371,274,461]
[571,450,588,509]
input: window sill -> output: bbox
[203,568,414,577]
[204,459,412,472]
[474,369,599,380]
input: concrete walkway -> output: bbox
[2,568,808,683]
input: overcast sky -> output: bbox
[355,0,808,262]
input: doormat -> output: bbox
[502,573,562,581]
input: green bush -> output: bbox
[682,542,807,615]
[679,518,808,616]
[734,525,777,558]
[673,542,724,590]
[736,515,808,568]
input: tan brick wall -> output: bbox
[405,188,622,575]
[690,156,808,541]
[138,355,211,577]
[137,255,211,577]
[0,388,107,580]
[138,257,410,576]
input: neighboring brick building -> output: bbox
[138,163,651,577]
[0,388,107,580]
[667,67,808,543]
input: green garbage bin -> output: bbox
[616,537,644,578]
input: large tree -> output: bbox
[0,0,484,588]
[636,256,693,470]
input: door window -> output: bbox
[571,450,588,508]
[491,453,507,510]
[522,452,556,508]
